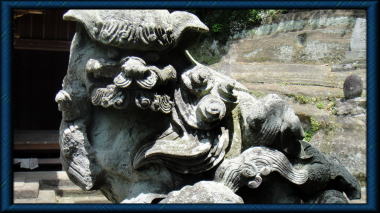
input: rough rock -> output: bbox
[347,18,366,60]
[343,74,363,99]
[121,193,167,204]
[14,181,40,199]
[159,181,243,203]
[210,10,366,65]
[211,62,366,98]
[310,111,366,181]
[336,97,366,115]
[331,62,365,72]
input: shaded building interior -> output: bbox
[13,9,75,171]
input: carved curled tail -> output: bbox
[249,147,308,185]
[215,146,308,192]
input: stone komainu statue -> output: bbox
[55,10,360,203]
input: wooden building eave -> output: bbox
[13,38,71,52]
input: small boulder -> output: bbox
[343,74,363,100]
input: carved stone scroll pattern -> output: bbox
[63,10,209,51]
[133,123,230,174]
[215,146,308,192]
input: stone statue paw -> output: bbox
[247,174,262,189]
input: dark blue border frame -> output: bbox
[1,1,378,211]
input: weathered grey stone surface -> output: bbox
[211,62,366,98]
[56,9,361,204]
[214,147,308,192]
[199,10,366,65]
[331,62,366,72]
[14,171,111,204]
[311,96,366,180]
[330,18,366,72]
[336,97,366,115]
[14,181,40,199]
[121,193,167,204]
[343,74,363,99]
[347,18,366,60]
[159,181,243,203]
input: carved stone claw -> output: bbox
[248,174,262,189]
[69,124,79,132]
[260,166,271,176]
[63,122,79,135]
[55,90,71,102]
[55,90,72,111]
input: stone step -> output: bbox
[14,190,57,203]
[14,171,70,182]
[56,195,111,203]
[35,190,57,203]
[40,179,80,189]
[14,171,111,203]
[14,181,40,199]
[38,178,105,197]
[55,185,105,197]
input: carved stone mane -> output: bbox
[63,10,208,51]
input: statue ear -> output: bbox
[63,10,91,22]
[170,11,209,39]
[63,10,100,38]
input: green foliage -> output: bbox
[249,90,266,97]
[287,94,320,104]
[326,101,336,111]
[187,9,287,44]
[316,102,325,109]
[294,95,312,104]
[310,117,321,132]
[211,23,224,33]
[185,9,287,64]
[287,94,339,116]
[303,131,313,142]
[304,117,321,142]
[248,9,261,23]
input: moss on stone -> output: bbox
[224,106,243,159]
[249,90,266,97]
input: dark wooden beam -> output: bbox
[13,9,44,19]
[14,143,60,151]
[14,130,60,151]
[13,38,70,52]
